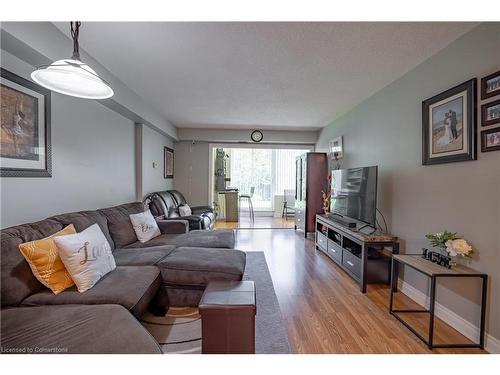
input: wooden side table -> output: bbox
[389,254,488,349]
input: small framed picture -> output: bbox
[481,70,500,100]
[481,127,500,153]
[481,99,500,127]
[422,78,477,165]
[164,147,174,179]
[329,136,343,159]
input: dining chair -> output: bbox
[282,189,295,219]
[239,187,255,222]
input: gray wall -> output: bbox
[1,50,136,228]
[316,23,500,344]
[140,124,174,196]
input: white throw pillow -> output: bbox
[53,224,116,293]
[129,210,161,243]
[178,204,192,217]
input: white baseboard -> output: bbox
[398,280,500,353]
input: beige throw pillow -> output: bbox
[53,224,116,293]
[129,210,161,243]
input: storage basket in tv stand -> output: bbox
[315,214,399,293]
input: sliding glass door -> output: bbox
[228,148,308,212]
[229,148,273,210]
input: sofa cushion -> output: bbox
[113,246,176,266]
[1,305,161,354]
[21,266,160,318]
[50,211,115,249]
[145,193,171,218]
[50,210,114,250]
[123,234,176,249]
[168,207,180,218]
[168,190,187,206]
[157,247,246,287]
[98,202,144,248]
[157,191,178,215]
[171,229,235,248]
[1,218,64,307]
[123,229,235,249]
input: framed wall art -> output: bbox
[481,99,500,127]
[481,127,500,153]
[1,68,52,177]
[422,78,476,165]
[480,70,500,100]
[329,136,343,159]
[164,146,174,179]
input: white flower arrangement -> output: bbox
[426,230,474,259]
[445,239,473,258]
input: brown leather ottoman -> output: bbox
[199,280,256,354]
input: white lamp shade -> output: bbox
[31,59,114,99]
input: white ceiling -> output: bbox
[54,22,476,130]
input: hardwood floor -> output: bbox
[234,229,487,354]
[215,215,295,229]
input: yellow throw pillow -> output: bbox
[19,224,76,294]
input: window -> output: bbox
[228,148,308,211]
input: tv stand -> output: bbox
[315,214,399,293]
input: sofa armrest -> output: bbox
[191,205,214,214]
[156,219,189,234]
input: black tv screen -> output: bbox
[330,166,378,226]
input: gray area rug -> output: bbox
[243,251,291,354]
[140,251,291,354]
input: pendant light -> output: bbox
[31,22,114,99]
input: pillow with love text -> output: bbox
[53,223,116,293]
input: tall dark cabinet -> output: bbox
[294,152,328,237]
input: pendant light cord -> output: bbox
[70,21,81,60]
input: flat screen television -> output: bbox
[330,166,378,226]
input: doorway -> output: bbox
[209,144,313,229]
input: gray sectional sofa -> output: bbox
[0,201,243,354]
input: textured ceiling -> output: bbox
[53,22,476,130]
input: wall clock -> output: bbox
[251,130,263,142]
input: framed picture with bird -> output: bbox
[1,68,51,177]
